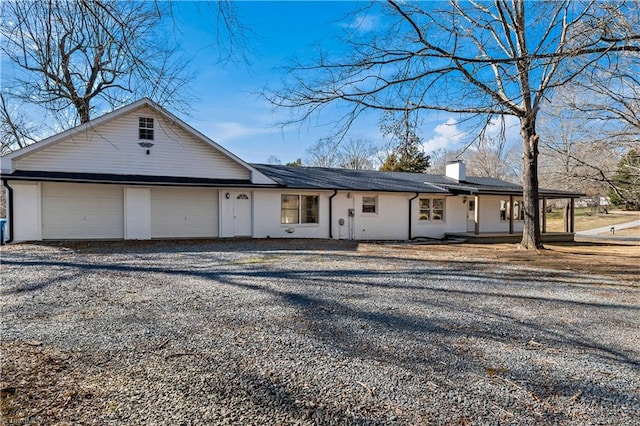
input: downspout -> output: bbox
[329,190,338,239]
[408,193,419,240]
[2,179,14,244]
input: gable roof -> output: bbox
[1,98,275,185]
[252,164,584,198]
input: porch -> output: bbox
[445,231,575,244]
[458,193,581,244]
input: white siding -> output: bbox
[42,183,124,239]
[349,193,410,240]
[15,106,251,180]
[478,195,525,233]
[252,190,331,239]
[411,195,467,239]
[150,187,219,238]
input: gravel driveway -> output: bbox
[1,240,639,425]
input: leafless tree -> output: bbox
[465,139,521,183]
[337,138,380,170]
[1,1,192,127]
[305,138,380,169]
[0,94,40,155]
[269,0,640,249]
[538,68,638,203]
[539,94,618,196]
[305,139,340,168]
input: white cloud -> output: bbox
[339,15,380,33]
[423,118,465,153]
[209,121,273,141]
[482,115,521,145]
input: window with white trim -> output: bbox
[281,194,319,224]
[419,197,445,221]
[139,117,154,140]
[362,196,377,214]
[500,200,525,221]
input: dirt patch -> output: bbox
[0,343,104,424]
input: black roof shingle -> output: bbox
[252,164,583,198]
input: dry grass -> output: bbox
[360,241,640,284]
[598,226,640,237]
[545,209,639,232]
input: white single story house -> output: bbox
[1,99,581,243]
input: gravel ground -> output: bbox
[1,239,639,425]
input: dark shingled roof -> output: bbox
[252,164,583,198]
[251,164,450,193]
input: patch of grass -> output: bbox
[545,209,639,232]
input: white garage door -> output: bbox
[42,183,124,239]
[150,187,218,238]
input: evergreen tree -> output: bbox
[379,112,430,173]
[608,149,640,210]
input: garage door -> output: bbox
[150,187,218,238]
[42,183,124,239]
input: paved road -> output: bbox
[576,218,640,241]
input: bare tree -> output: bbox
[1,0,191,129]
[305,138,380,170]
[305,139,340,168]
[337,138,380,170]
[0,94,39,155]
[269,1,640,249]
[465,139,521,183]
[539,90,620,198]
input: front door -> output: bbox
[466,199,476,232]
[233,192,252,236]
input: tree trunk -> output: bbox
[520,119,542,249]
[74,98,91,124]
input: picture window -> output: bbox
[281,194,319,224]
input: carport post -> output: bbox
[542,197,547,234]
[474,196,480,235]
[570,198,575,233]
[509,195,514,234]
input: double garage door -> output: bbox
[41,183,218,240]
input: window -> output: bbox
[500,200,525,221]
[139,117,154,140]
[500,200,508,221]
[281,194,318,224]
[362,196,377,214]
[419,198,445,221]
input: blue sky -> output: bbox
[167,1,489,164]
[1,1,523,163]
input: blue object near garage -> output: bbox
[0,218,6,245]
